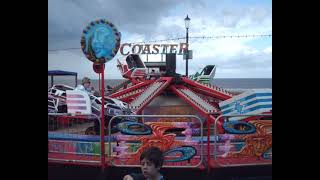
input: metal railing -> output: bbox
[108,114,204,168]
[48,112,272,168]
[48,113,102,165]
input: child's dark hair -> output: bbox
[140,147,164,168]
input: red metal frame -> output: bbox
[170,85,213,118]
[100,65,106,170]
[49,63,271,170]
[134,77,173,114]
[181,77,232,100]
[207,115,212,170]
[107,75,233,169]
[114,86,148,103]
[189,86,227,104]
[109,80,154,99]
[118,91,144,102]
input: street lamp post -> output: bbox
[184,15,190,76]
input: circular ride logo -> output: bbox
[81,19,121,64]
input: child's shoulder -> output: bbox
[128,173,165,180]
[129,173,145,180]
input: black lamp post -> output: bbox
[184,15,190,76]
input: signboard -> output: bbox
[120,43,189,56]
[219,89,272,121]
[66,90,92,115]
[183,50,193,60]
[81,19,121,64]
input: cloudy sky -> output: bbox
[48,0,272,79]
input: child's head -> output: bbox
[81,77,91,89]
[140,147,164,179]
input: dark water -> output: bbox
[48,77,272,90]
[212,78,272,89]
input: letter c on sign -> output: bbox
[120,43,131,55]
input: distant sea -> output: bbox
[48,77,271,91]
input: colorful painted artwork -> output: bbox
[48,117,272,167]
[48,140,112,155]
[163,146,197,162]
[219,89,272,121]
[219,120,272,159]
[81,19,121,64]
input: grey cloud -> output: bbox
[49,0,271,78]
[220,6,271,28]
[154,24,185,40]
[186,1,271,29]
[49,0,270,49]
[48,0,204,49]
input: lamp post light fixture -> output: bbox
[184,15,190,76]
